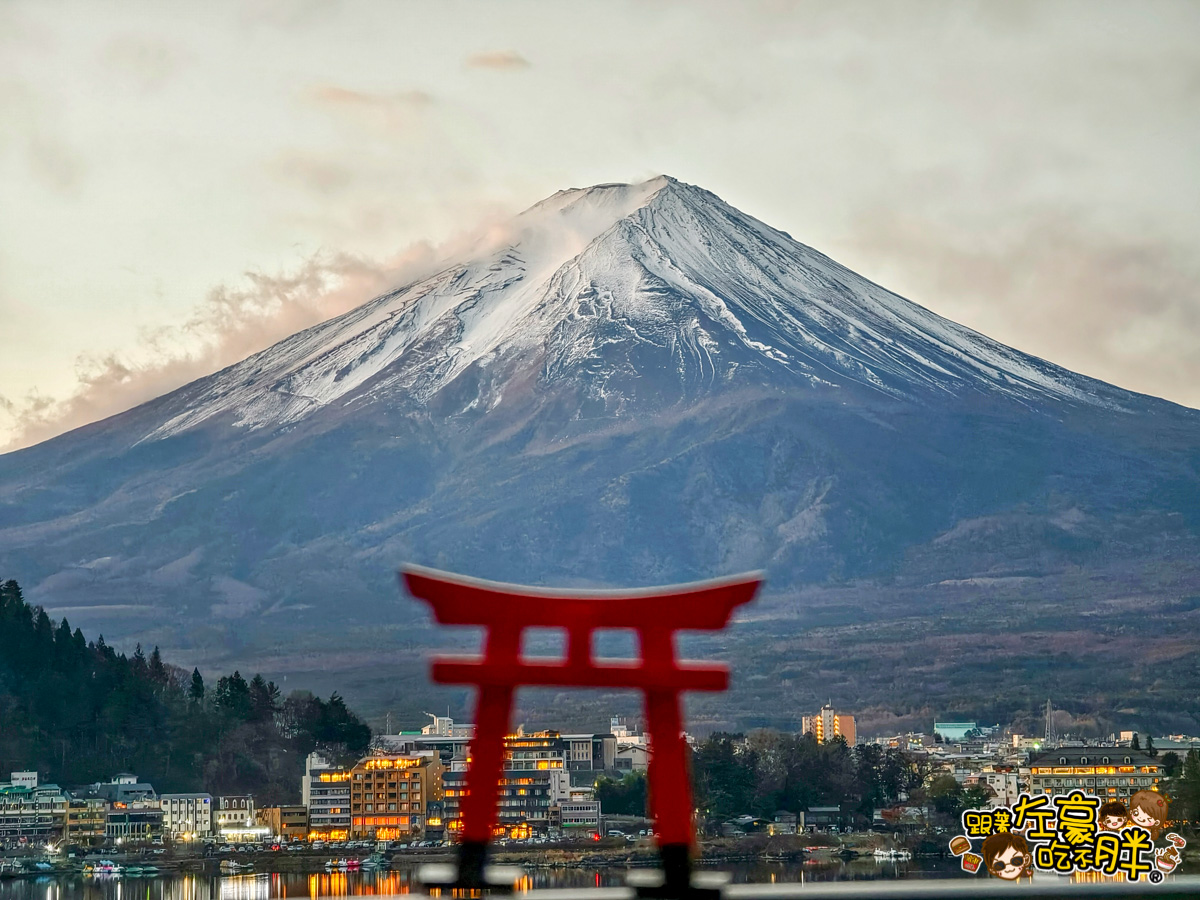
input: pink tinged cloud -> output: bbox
[464,50,530,71]
[0,249,436,451]
[0,208,534,452]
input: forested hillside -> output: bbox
[0,578,370,803]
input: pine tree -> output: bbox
[1145,734,1157,757]
[1132,733,1141,751]
[1179,750,1200,822]
[189,668,206,703]
[148,647,168,685]
[249,674,280,721]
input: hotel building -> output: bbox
[801,705,857,747]
[303,752,351,841]
[0,773,68,843]
[442,731,570,838]
[1025,749,1162,800]
[349,754,444,840]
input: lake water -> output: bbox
[0,859,967,899]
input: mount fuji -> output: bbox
[2,176,1198,728]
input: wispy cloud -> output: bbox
[0,207,534,452]
[840,209,1200,409]
[98,34,184,92]
[464,50,530,71]
[0,249,438,451]
[0,79,86,193]
[304,84,434,136]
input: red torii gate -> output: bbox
[401,564,762,895]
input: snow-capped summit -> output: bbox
[2,175,1197,693]
[145,176,1132,443]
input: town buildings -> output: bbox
[159,793,213,839]
[216,795,268,842]
[0,773,67,844]
[1024,749,1163,800]
[348,753,444,840]
[257,805,308,841]
[302,752,351,841]
[64,798,107,844]
[801,704,857,746]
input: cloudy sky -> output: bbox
[3,0,1198,449]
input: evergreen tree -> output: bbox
[595,772,647,816]
[1160,750,1182,778]
[1178,750,1200,823]
[1132,733,1141,751]
[132,643,148,676]
[148,647,168,685]
[248,674,280,722]
[0,576,371,802]
[189,668,206,703]
[214,671,252,720]
[1145,734,1157,757]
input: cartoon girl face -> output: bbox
[1131,806,1156,827]
[1128,790,1167,838]
[1102,814,1126,829]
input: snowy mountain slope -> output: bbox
[143,176,1133,445]
[0,176,1198,711]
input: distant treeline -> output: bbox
[690,732,925,825]
[0,578,370,803]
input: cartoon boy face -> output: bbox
[981,832,1030,881]
[991,844,1027,880]
[1099,801,1128,831]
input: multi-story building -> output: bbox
[1025,749,1162,801]
[87,773,157,804]
[562,733,617,784]
[0,774,68,843]
[302,752,351,841]
[257,805,308,842]
[552,799,601,832]
[442,732,570,837]
[105,802,163,842]
[216,795,269,842]
[349,754,444,840]
[159,793,212,839]
[802,705,857,747]
[64,798,108,845]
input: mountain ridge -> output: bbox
[34,174,1186,458]
[1,176,1198,729]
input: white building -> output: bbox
[555,799,601,831]
[302,752,351,840]
[421,714,474,738]
[616,744,649,772]
[160,793,212,838]
[216,795,268,842]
